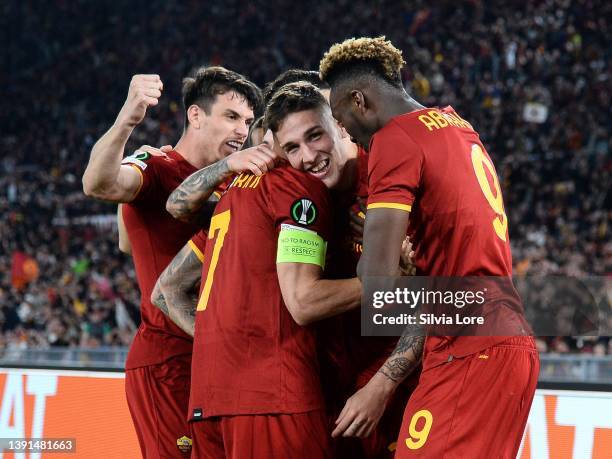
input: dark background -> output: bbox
[1,0,610,353]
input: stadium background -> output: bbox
[1,0,610,457]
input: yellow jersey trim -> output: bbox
[127,164,144,198]
[188,240,205,262]
[367,202,412,212]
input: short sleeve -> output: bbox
[188,229,207,262]
[367,123,424,212]
[266,170,331,243]
[121,151,160,204]
[212,176,235,200]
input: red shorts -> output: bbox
[125,354,193,458]
[191,410,332,459]
[394,337,539,459]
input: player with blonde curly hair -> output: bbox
[320,37,539,458]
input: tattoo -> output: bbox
[377,327,425,383]
[166,158,230,223]
[153,291,169,316]
[157,244,204,337]
[379,358,412,382]
[391,330,424,357]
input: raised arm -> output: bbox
[82,74,163,202]
[151,242,203,337]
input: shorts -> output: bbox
[191,410,332,459]
[125,354,193,458]
[394,337,539,458]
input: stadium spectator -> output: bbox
[1,0,609,353]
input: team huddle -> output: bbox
[83,37,539,459]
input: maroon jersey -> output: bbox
[189,165,331,419]
[122,150,199,369]
[367,106,514,368]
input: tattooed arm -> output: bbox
[378,325,424,382]
[332,207,422,439]
[166,143,278,223]
[151,243,203,336]
[331,321,424,439]
[166,159,230,223]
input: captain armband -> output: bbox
[276,224,327,268]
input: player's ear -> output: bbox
[350,90,366,115]
[187,105,202,129]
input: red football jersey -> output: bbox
[367,106,514,367]
[323,147,399,380]
[122,150,200,369]
[189,165,332,418]
[188,229,207,263]
[187,179,234,286]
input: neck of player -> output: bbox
[378,89,426,130]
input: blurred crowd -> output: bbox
[1,0,610,354]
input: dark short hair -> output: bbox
[263,69,330,105]
[182,66,263,127]
[264,82,328,133]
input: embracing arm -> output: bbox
[360,208,423,383]
[334,207,423,438]
[166,159,231,223]
[151,243,203,337]
[166,143,278,223]
[277,262,361,326]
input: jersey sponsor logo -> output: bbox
[122,151,151,170]
[291,198,317,226]
[176,435,192,453]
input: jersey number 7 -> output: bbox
[197,210,231,311]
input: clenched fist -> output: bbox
[117,74,163,128]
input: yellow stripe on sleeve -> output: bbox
[367,202,412,212]
[188,240,205,262]
[127,164,144,197]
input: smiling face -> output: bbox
[274,107,346,189]
[193,91,255,161]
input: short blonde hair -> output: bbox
[319,36,405,86]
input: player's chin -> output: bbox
[306,160,335,185]
[317,171,339,189]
